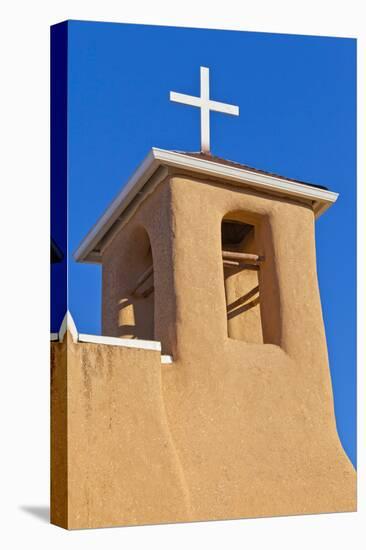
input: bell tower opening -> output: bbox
[117,226,155,341]
[221,215,263,344]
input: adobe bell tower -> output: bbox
[71,67,356,526]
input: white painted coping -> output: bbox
[161,355,174,365]
[58,311,78,343]
[51,311,173,364]
[78,333,161,352]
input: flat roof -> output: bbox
[74,148,338,263]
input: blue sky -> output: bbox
[59,21,356,465]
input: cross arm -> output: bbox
[170,91,202,108]
[209,100,239,116]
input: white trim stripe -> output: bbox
[50,311,173,360]
[78,333,161,352]
[161,355,174,365]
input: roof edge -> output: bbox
[74,149,159,262]
[74,148,338,263]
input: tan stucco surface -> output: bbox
[51,333,191,529]
[51,172,356,529]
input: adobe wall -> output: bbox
[52,173,356,528]
[51,333,191,529]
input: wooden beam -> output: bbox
[130,265,153,295]
[223,259,240,267]
[222,250,264,262]
[135,285,154,299]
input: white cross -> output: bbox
[170,66,239,154]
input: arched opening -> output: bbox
[117,226,155,341]
[221,213,263,343]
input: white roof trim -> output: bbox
[74,148,338,263]
[74,150,159,263]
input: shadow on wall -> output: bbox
[227,285,260,320]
